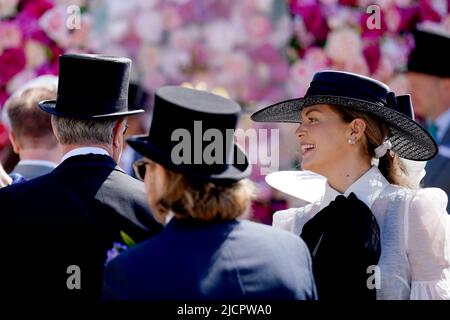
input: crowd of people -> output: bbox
[0,27,449,300]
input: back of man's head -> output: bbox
[51,116,119,145]
[4,87,58,150]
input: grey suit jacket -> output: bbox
[11,163,56,180]
[423,126,450,212]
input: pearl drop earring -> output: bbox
[348,138,355,145]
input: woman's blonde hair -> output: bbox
[152,167,256,223]
[332,106,416,188]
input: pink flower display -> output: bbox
[287,0,450,97]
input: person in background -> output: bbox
[120,82,150,177]
[2,75,61,179]
[407,27,450,211]
[103,86,317,300]
[0,54,162,300]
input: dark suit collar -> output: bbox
[54,154,125,173]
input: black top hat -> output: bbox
[127,86,251,182]
[251,70,437,161]
[128,82,149,111]
[39,54,144,118]
[408,28,450,78]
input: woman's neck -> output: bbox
[323,160,372,193]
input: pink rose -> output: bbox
[36,61,59,77]
[287,60,315,98]
[0,0,19,18]
[6,69,36,94]
[204,21,240,53]
[69,14,92,49]
[290,2,329,42]
[137,46,161,70]
[360,8,388,40]
[169,27,199,51]
[304,47,329,70]
[0,122,10,150]
[142,70,167,94]
[419,0,442,22]
[325,28,362,64]
[39,7,71,47]
[25,40,48,69]
[22,0,53,19]
[363,42,381,74]
[245,14,273,43]
[0,87,9,107]
[342,54,370,75]
[134,11,163,43]
[0,48,26,87]
[162,6,182,31]
[393,6,419,32]
[372,57,394,82]
[0,22,22,49]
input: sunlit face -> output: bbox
[296,104,352,175]
[407,72,442,120]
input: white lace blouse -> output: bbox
[273,166,450,300]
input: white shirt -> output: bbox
[273,166,450,300]
[61,147,110,162]
[17,159,58,168]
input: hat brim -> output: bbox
[127,135,252,182]
[251,95,438,161]
[266,170,326,203]
[39,100,145,119]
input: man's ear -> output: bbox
[9,132,20,154]
[349,118,367,142]
[112,118,125,148]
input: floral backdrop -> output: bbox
[286,0,450,98]
[1,0,449,221]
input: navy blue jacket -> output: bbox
[0,154,162,300]
[103,218,317,300]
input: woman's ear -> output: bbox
[349,118,366,142]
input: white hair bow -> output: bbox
[374,140,392,159]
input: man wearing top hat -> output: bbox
[407,27,450,211]
[0,54,162,299]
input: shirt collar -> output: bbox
[17,159,58,168]
[61,147,110,162]
[435,108,450,142]
[319,166,389,210]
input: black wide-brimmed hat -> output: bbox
[39,54,144,118]
[251,70,437,161]
[127,86,251,182]
[408,27,450,78]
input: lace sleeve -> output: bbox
[273,203,319,235]
[407,188,450,300]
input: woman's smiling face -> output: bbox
[296,104,353,175]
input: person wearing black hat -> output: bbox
[102,86,317,300]
[407,27,450,211]
[251,70,450,300]
[0,54,162,300]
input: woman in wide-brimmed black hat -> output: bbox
[252,70,450,300]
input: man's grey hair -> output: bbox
[51,115,123,145]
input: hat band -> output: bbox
[305,83,409,117]
[55,95,128,116]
